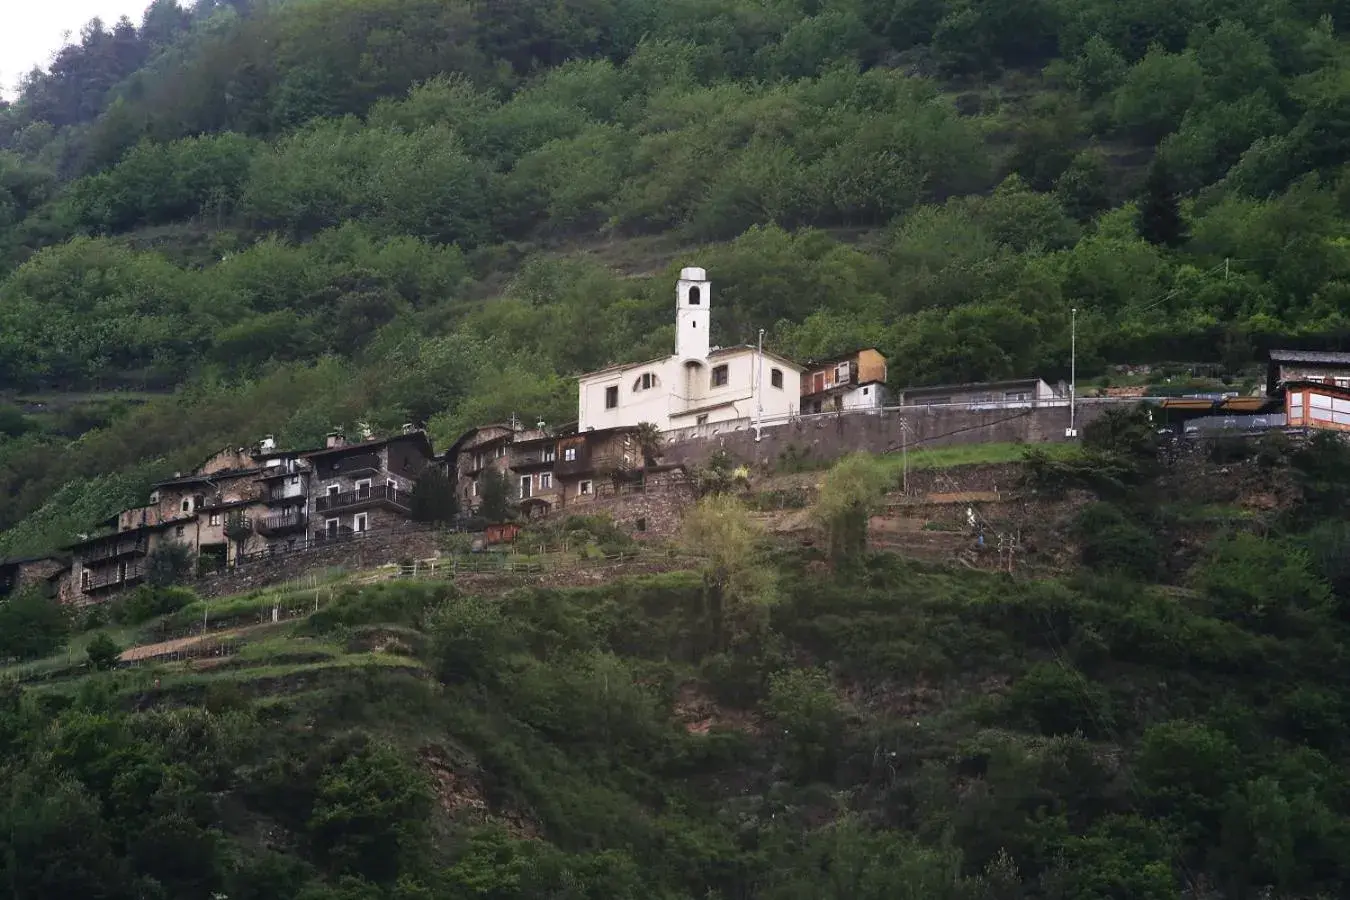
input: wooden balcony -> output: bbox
[256,511,307,536]
[313,484,412,515]
[82,562,145,593]
[81,535,149,564]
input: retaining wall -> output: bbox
[194,525,446,599]
[661,402,1113,469]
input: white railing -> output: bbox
[660,396,1153,444]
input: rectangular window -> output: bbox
[327,484,340,496]
[175,525,185,538]
[862,386,870,395]
[770,368,783,389]
[290,476,299,485]
[579,480,593,495]
[326,518,340,537]
[519,475,532,499]
[209,513,221,526]
[564,447,578,461]
[605,385,619,409]
[495,445,505,458]
[696,414,708,425]
[540,472,552,489]
[356,479,371,498]
[835,362,850,383]
[543,446,556,462]
[711,364,729,387]
[81,570,91,591]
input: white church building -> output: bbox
[577,267,804,434]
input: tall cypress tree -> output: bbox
[1136,157,1188,248]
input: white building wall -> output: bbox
[841,383,886,410]
[576,266,801,433]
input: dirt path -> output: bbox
[118,622,274,663]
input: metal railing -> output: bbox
[314,484,412,514]
[256,511,307,535]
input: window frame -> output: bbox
[711,364,729,388]
[605,385,619,409]
[770,368,783,389]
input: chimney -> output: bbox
[260,434,276,454]
[326,431,346,450]
[401,423,415,434]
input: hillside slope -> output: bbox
[0,0,1347,552]
[4,432,1350,898]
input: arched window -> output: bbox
[633,372,660,392]
[688,286,701,305]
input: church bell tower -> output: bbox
[676,266,711,360]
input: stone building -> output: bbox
[302,428,432,539]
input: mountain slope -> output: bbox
[0,0,1347,553]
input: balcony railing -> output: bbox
[82,562,145,593]
[313,525,356,543]
[256,511,307,536]
[82,535,149,564]
[313,484,412,514]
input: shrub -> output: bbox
[1073,502,1159,580]
[0,588,69,661]
[85,633,120,670]
[111,585,197,625]
[1002,661,1114,738]
[765,666,844,781]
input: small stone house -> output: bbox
[302,428,432,539]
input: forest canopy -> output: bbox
[0,0,1347,553]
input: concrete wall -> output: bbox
[662,401,1115,469]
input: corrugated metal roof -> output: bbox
[1269,349,1350,364]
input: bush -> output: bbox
[111,585,197,625]
[1002,661,1115,738]
[0,588,69,661]
[1073,503,1159,580]
[85,633,120,670]
[146,543,195,587]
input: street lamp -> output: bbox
[1066,307,1078,438]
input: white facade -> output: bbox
[577,267,803,433]
[841,383,887,411]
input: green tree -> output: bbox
[85,632,120,670]
[409,468,458,524]
[0,588,68,660]
[1135,156,1188,248]
[680,494,777,651]
[813,452,892,570]
[476,469,513,522]
[145,541,194,587]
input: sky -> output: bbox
[0,1,150,100]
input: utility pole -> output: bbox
[900,418,910,495]
[754,328,765,442]
[1067,307,1078,438]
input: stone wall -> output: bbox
[662,401,1117,469]
[552,470,697,539]
[193,524,447,599]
